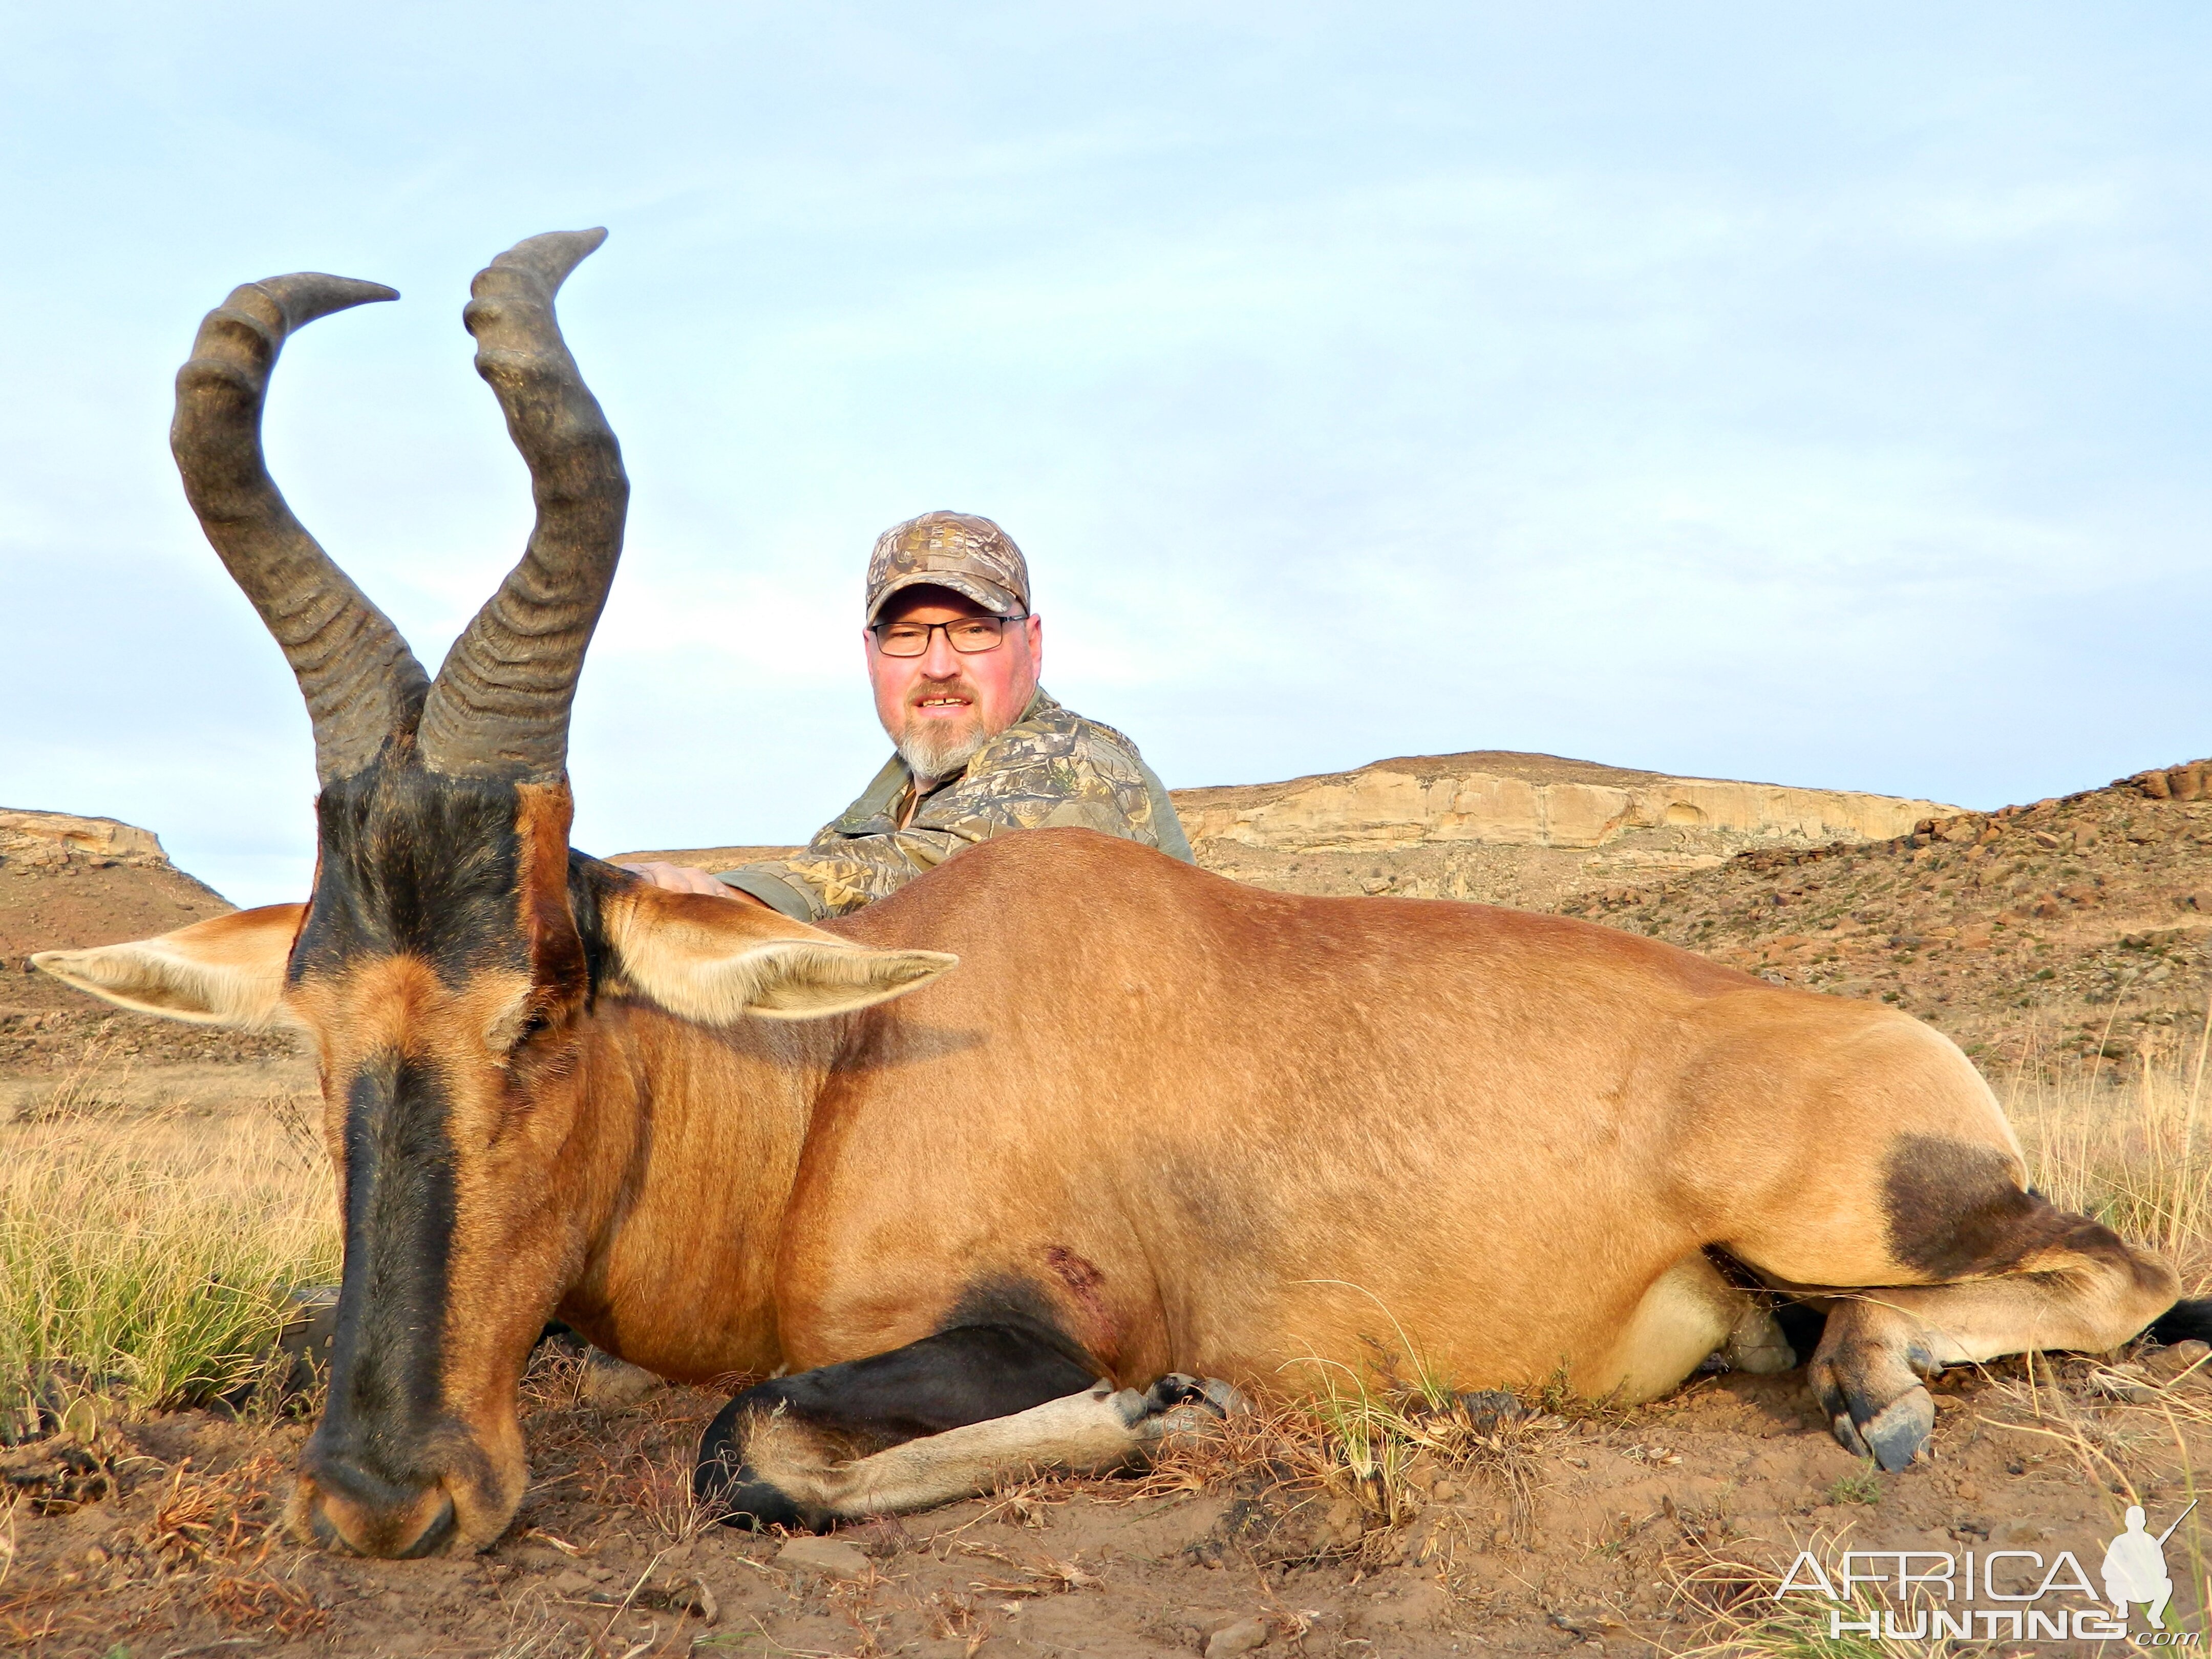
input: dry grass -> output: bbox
[0,1101,338,1420]
[2009,1020,2212,1281]
[28,1033,137,1122]
[1670,1561,1997,1659]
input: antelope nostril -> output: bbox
[394,1492,457,1559]
[305,1498,349,1554]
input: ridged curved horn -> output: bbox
[173,274,429,785]
[416,229,628,779]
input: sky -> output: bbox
[3,5,2207,906]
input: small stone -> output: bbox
[1323,1498,1366,1547]
[664,1573,719,1624]
[776,1537,870,1581]
[1206,1616,1270,1657]
[2089,1365,2157,1403]
[2147,1341,2211,1383]
[1954,1480,1981,1501]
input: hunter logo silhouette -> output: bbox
[2104,1499,2195,1629]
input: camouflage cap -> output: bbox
[865,512,1031,624]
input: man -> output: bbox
[624,511,1190,921]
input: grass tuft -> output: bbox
[1823,1460,1881,1506]
[0,1108,338,1420]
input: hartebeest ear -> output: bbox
[30,904,307,1028]
[600,883,956,1023]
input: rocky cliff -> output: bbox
[0,808,287,1085]
[1174,751,1958,909]
[0,808,170,870]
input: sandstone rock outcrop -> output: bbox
[1173,751,1959,908]
[1,807,278,1084]
[0,809,171,870]
[1177,751,1947,853]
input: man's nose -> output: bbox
[918,631,963,677]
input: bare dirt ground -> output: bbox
[10,1285,2212,1657]
[8,769,2212,1655]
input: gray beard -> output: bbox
[896,720,990,786]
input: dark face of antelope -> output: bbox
[166,235,628,1556]
[284,764,605,1558]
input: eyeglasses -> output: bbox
[870,614,1029,656]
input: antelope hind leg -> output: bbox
[694,1326,1240,1531]
[1806,1223,2177,1472]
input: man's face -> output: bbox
[866,586,1043,782]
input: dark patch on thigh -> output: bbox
[941,1274,1101,1373]
[1882,1135,2094,1279]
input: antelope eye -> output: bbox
[490,1001,558,1055]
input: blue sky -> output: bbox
[4,5,2207,905]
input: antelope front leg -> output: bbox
[694,1329,1240,1531]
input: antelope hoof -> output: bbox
[1808,1356,1933,1472]
[692,1444,822,1534]
[1121,1373,1249,1445]
[1859,1388,1934,1472]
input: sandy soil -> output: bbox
[10,1290,2212,1656]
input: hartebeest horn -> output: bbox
[173,273,430,785]
[416,229,628,780]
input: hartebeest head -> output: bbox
[35,232,953,1556]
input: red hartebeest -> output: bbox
[35,230,2208,1559]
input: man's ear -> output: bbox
[600,883,956,1023]
[31,904,307,1028]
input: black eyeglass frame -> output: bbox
[867,613,1032,656]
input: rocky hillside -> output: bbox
[0,809,295,1081]
[1173,750,1954,909]
[1556,761,2212,1074]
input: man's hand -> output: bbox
[616,861,759,903]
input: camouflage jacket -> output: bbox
[717,690,1193,922]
